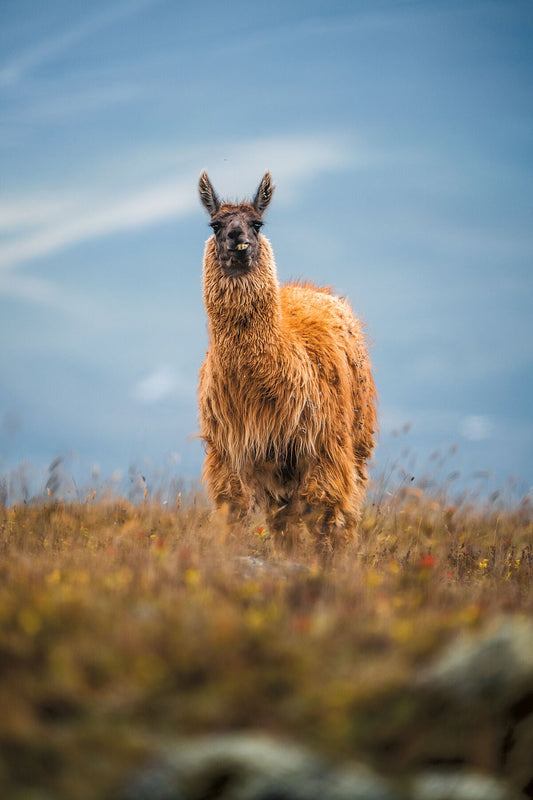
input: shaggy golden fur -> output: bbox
[198,172,377,551]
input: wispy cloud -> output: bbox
[0,0,163,89]
[14,83,144,123]
[0,194,70,233]
[0,177,198,272]
[0,271,104,320]
[460,415,493,442]
[0,133,360,278]
[133,365,191,405]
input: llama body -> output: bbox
[198,172,377,551]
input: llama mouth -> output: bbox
[227,242,252,270]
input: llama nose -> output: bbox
[227,224,245,242]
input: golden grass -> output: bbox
[0,485,531,798]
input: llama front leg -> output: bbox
[301,503,351,557]
[203,448,252,523]
[302,458,360,554]
[265,494,302,551]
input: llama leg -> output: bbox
[265,495,301,551]
[302,457,361,554]
[203,448,252,522]
[300,503,351,557]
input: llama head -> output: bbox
[199,172,274,274]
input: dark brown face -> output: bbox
[209,203,263,274]
[198,171,274,276]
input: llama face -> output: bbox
[199,171,274,275]
[209,204,264,273]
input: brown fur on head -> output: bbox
[198,172,274,276]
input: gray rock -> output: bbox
[412,617,533,796]
[327,763,403,800]
[503,712,533,794]
[415,616,533,705]
[410,770,516,800]
[235,556,308,579]
[117,733,401,800]
[116,733,522,800]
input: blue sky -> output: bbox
[1,0,532,499]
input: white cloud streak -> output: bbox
[0,133,359,276]
[0,178,198,271]
[0,195,70,233]
[133,365,179,404]
[460,415,493,442]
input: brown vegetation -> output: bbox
[0,479,531,798]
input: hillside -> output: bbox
[0,482,532,798]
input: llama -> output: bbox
[198,171,377,552]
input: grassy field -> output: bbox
[0,475,532,798]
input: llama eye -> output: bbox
[252,221,263,232]
[210,222,221,233]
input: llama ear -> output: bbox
[198,171,220,216]
[253,172,274,214]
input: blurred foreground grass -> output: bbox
[0,483,532,798]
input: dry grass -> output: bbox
[0,479,532,798]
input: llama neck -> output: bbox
[203,237,282,360]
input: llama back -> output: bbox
[280,281,377,466]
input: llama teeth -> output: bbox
[236,243,249,251]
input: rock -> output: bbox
[413,616,533,797]
[502,712,533,796]
[327,763,403,800]
[115,733,523,800]
[415,617,533,705]
[116,733,401,800]
[410,770,516,800]
[235,556,308,579]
